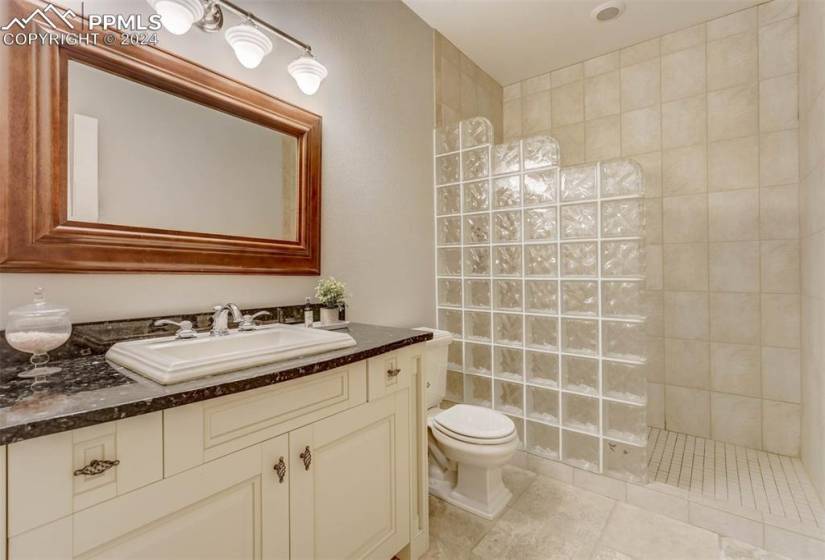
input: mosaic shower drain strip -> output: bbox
[434,117,648,481]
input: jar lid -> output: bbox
[8,288,70,317]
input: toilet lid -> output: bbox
[432,404,515,440]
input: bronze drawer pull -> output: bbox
[74,459,120,476]
[300,446,312,471]
[387,367,401,378]
[274,456,287,483]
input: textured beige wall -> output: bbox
[434,32,503,142]
[503,0,801,454]
[799,0,825,498]
[0,0,435,330]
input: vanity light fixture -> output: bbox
[145,0,328,94]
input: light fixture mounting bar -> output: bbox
[213,0,312,53]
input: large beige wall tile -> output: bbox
[584,51,620,77]
[647,382,665,427]
[666,386,711,437]
[663,194,708,243]
[661,46,706,102]
[710,342,761,397]
[551,63,583,88]
[707,85,759,141]
[707,32,758,91]
[760,239,800,294]
[662,95,707,148]
[664,243,708,291]
[707,6,757,40]
[709,242,760,292]
[760,74,799,132]
[761,346,801,403]
[503,98,522,140]
[666,338,710,389]
[620,38,660,67]
[711,392,762,448]
[708,136,759,191]
[585,116,620,161]
[662,145,707,195]
[551,81,584,126]
[665,291,709,340]
[708,190,760,241]
[758,0,797,26]
[645,199,663,243]
[760,130,799,186]
[661,24,706,55]
[622,107,661,155]
[585,71,620,119]
[503,82,521,101]
[759,17,798,79]
[552,123,584,165]
[710,293,761,344]
[760,184,799,239]
[621,59,660,112]
[522,91,551,134]
[522,73,550,95]
[761,294,801,348]
[633,151,662,198]
[646,244,664,290]
[763,400,800,455]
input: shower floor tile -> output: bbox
[647,427,825,531]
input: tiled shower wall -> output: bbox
[435,117,648,480]
[434,32,503,142]
[502,0,801,455]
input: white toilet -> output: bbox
[416,328,519,519]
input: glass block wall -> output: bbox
[434,117,648,481]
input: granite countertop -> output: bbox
[0,323,432,446]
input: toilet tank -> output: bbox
[414,327,453,409]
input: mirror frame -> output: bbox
[0,0,321,274]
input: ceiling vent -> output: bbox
[591,1,625,22]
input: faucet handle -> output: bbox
[154,319,198,339]
[238,311,271,331]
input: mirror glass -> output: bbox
[66,60,299,241]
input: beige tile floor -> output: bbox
[424,466,789,560]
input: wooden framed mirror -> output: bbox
[0,0,321,274]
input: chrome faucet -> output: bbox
[211,303,243,336]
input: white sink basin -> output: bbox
[106,324,357,385]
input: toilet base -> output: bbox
[428,462,512,520]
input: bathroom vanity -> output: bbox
[0,323,432,560]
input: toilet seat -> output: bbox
[431,404,516,445]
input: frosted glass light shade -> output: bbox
[224,23,273,69]
[147,0,204,35]
[288,54,328,95]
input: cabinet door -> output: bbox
[290,391,410,560]
[9,435,290,560]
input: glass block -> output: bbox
[603,361,646,404]
[525,315,558,351]
[560,203,598,240]
[436,153,460,185]
[525,280,558,314]
[461,117,492,149]
[438,247,461,276]
[600,159,643,198]
[437,278,462,307]
[524,208,557,241]
[562,356,599,396]
[494,313,523,346]
[463,214,490,244]
[493,245,521,276]
[493,211,521,243]
[462,147,489,180]
[561,242,597,277]
[525,244,558,276]
[465,374,492,407]
[526,351,559,387]
[439,372,460,405]
[464,180,490,212]
[495,380,524,415]
[493,140,521,175]
[436,185,461,216]
[560,164,597,202]
[561,281,598,316]
[437,216,461,245]
[561,318,598,355]
[438,308,462,338]
[527,420,560,459]
[464,279,491,308]
[493,175,521,209]
[602,241,643,277]
[527,386,559,424]
[464,311,491,342]
[604,440,646,482]
[603,321,646,361]
[447,341,463,370]
[435,122,459,155]
[494,279,522,311]
[601,199,643,238]
[562,394,599,434]
[523,169,558,206]
[494,346,523,381]
[464,247,490,277]
[604,401,646,446]
[523,135,560,169]
[508,415,525,449]
[563,430,600,473]
[602,281,644,319]
[465,343,492,375]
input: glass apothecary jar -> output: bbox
[5,288,72,377]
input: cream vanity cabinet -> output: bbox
[2,344,428,560]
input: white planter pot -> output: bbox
[320,307,339,324]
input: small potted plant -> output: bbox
[315,277,347,324]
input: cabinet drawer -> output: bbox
[164,361,368,475]
[367,351,411,401]
[7,412,163,537]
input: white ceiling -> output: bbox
[403,0,762,85]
